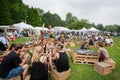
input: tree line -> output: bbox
[0,0,120,32]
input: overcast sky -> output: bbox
[22,0,120,25]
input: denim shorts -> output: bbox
[5,67,23,79]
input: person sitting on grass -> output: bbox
[80,42,88,50]
[104,36,111,46]
[108,36,114,46]
[89,37,94,45]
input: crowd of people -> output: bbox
[0,30,114,80]
[0,33,70,80]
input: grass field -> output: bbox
[10,37,120,80]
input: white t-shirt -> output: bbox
[105,38,111,44]
[109,38,113,43]
[0,36,9,45]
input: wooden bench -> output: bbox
[89,45,95,48]
[76,41,82,46]
[106,43,111,47]
[73,53,99,64]
[9,75,21,80]
[68,42,75,47]
[51,68,71,80]
[104,58,116,70]
[94,62,112,75]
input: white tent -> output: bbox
[0,26,10,28]
[53,26,70,32]
[44,28,49,31]
[0,26,10,35]
[88,27,100,32]
[12,22,34,33]
[79,27,87,32]
[34,27,42,35]
[34,27,49,35]
[70,29,79,32]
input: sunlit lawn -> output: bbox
[10,37,120,80]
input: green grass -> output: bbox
[10,37,120,80]
[10,37,30,44]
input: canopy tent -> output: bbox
[0,26,10,36]
[53,26,71,32]
[44,28,49,31]
[0,26,10,29]
[34,27,49,35]
[12,22,34,33]
[78,27,88,36]
[70,29,79,32]
[88,27,100,32]
[79,27,87,32]
[34,27,42,35]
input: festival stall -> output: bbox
[34,27,42,36]
[12,22,34,33]
[87,27,100,35]
[53,26,71,32]
[79,27,87,33]
[0,26,10,34]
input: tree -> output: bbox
[65,12,78,27]
[7,0,25,23]
[96,24,104,31]
[23,7,41,26]
[41,11,62,27]
[52,14,62,26]
[0,0,12,25]
[67,19,92,30]
[105,25,118,32]
[79,19,92,29]
[67,21,82,29]
[41,11,52,27]
[36,8,44,25]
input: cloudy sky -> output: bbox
[22,0,120,25]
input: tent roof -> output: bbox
[53,26,70,32]
[0,26,10,28]
[12,22,34,29]
[34,27,49,31]
[34,27,42,30]
[88,27,100,32]
[12,22,34,32]
[79,27,87,32]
